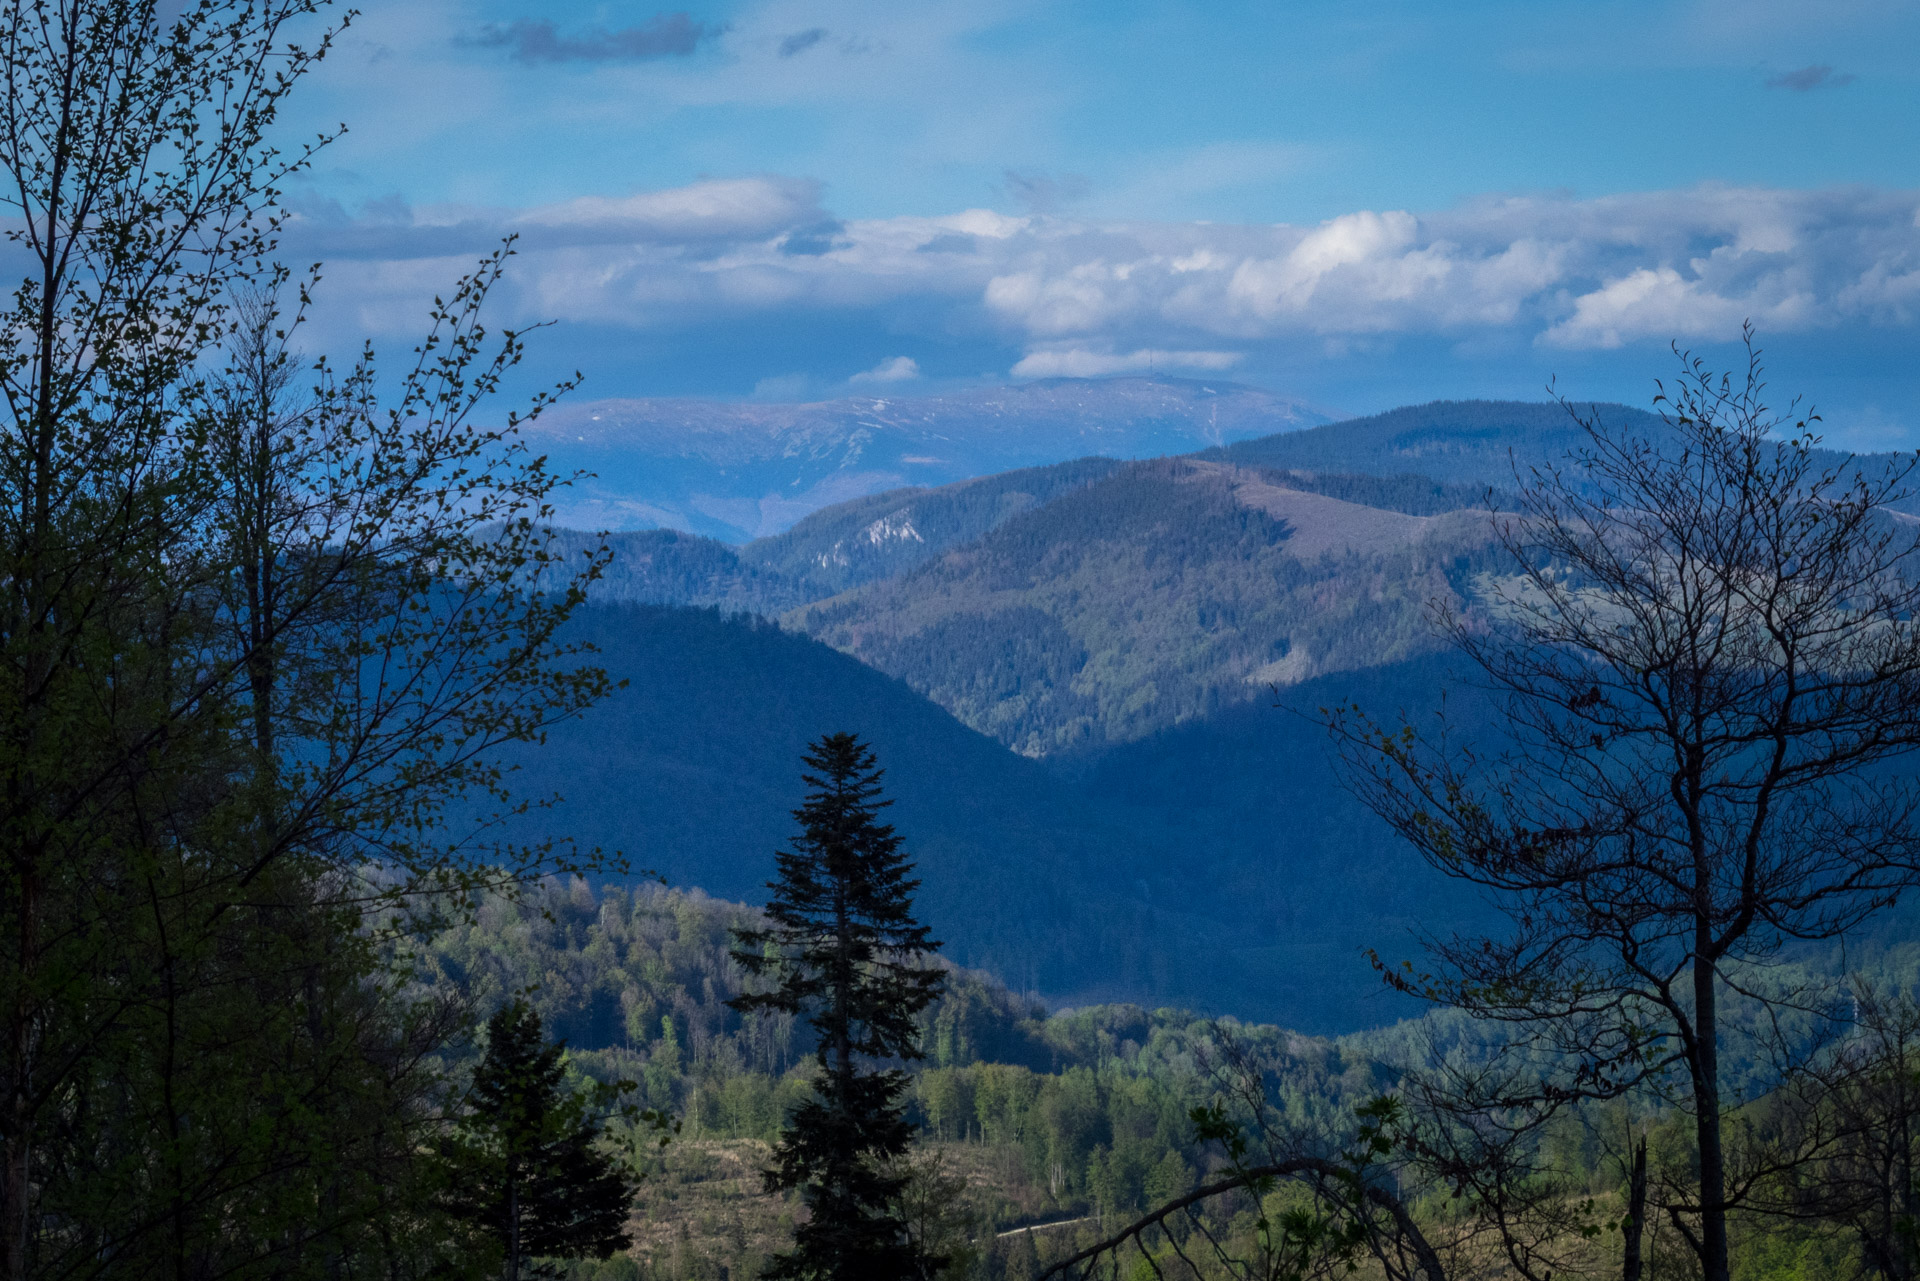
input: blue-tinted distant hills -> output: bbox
[502,394,1920,1031]
[1201,398,1663,486]
[523,376,1329,540]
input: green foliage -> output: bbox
[0,2,613,1276]
[425,876,1920,1279]
[418,877,1386,1209]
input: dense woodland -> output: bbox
[433,878,1910,1281]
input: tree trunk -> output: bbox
[1692,952,1730,1281]
[1622,1136,1647,1281]
[505,1162,519,1281]
[833,854,852,1189]
[2,889,29,1281]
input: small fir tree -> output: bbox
[442,1001,650,1280]
[731,733,947,1280]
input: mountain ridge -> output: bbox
[523,375,1330,539]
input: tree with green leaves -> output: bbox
[1039,1032,1444,1281]
[730,733,947,1280]
[0,1,612,1275]
[441,1001,659,1281]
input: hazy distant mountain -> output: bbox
[524,376,1330,540]
[1203,398,1920,512]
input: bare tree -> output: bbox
[1328,333,1920,1281]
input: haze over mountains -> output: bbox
[499,386,1920,1032]
[524,376,1330,540]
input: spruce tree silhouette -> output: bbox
[731,733,947,1280]
[442,1001,644,1280]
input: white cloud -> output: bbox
[289,179,1920,368]
[512,177,825,241]
[1010,348,1242,377]
[851,355,921,383]
[1540,265,1806,349]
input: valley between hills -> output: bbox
[495,389,1920,1032]
[451,383,1920,1279]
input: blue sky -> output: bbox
[279,0,1920,442]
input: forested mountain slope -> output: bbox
[1201,398,1664,486]
[737,457,1127,595]
[474,604,1492,1029]
[787,459,1505,755]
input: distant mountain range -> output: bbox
[497,393,1920,1031]
[522,376,1330,540]
[552,400,1627,754]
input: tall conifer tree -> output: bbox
[731,733,946,1280]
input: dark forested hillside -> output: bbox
[476,603,1145,1001]
[474,604,1281,1015]
[1202,398,1666,487]
[469,604,1497,1030]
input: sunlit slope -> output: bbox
[788,458,1504,755]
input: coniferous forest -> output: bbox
[4,4,1920,1281]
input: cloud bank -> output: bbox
[283,179,1920,389]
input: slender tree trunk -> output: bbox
[1898,1078,1917,1281]
[1,868,30,1281]
[1692,950,1730,1281]
[833,863,853,1216]
[505,1160,519,1281]
[1623,1136,1647,1281]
